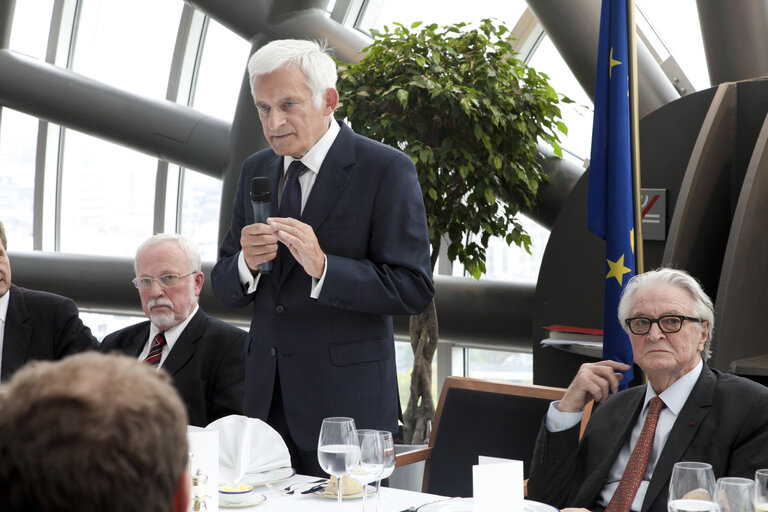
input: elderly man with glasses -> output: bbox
[528,267,768,512]
[101,233,245,427]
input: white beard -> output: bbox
[148,297,179,331]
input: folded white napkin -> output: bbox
[206,415,291,484]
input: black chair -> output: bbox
[396,376,573,497]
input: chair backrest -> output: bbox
[421,376,566,497]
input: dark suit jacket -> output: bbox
[211,121,434,449]
[100,308,246,427]
[1,284,98,381]
[528,365,768,512]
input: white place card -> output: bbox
[187,425,219,511]
[473,456,524,511]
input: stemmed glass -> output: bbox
[349,429,385,511]
[714,477,753,512]
[374,431,396,512]
[318,417,360,511]
[668,462,717,512]
[754,469,768,512]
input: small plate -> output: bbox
[314,484,377,500]
[219,493,267,508]
[416,498,559,511]
[245,466,296,486]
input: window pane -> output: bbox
[528,35,594,160]
[637,0,710,91]
[72,0,183,100]
[81,312,147,342]
[0,109,37,250]
[9,0,54,60]
[58,130,156,256]
[179,170,222,262]
[193,18,251,121]
[360,0,527,32]
[467,348,533,384]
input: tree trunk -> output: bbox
[402,298,438,444]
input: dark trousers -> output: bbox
[266,370,326,478]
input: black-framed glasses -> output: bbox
[132,272,197,290]
[625,315,702,335]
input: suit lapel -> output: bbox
[127,327,150,358]
[1,286,32,380]
[579,388,646,503]
[276,122,353,289]
[642,367,714,511]
[160,310,204,376]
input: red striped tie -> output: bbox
[143,332,166,367]
[605,396,666,512]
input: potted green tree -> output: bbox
[335,19,569,444]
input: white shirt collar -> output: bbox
[643,358,703,416]
[284,118,340,175]
[0,288,9,323]
[148,304,199,353]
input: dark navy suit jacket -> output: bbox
[528,365,768,512]
[211,121,434,449]
[101,307,246,427]
[1,284,98,381]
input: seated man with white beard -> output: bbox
[102,233,245,426]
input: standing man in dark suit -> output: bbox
[528,268,768,512]
[102,233,245,427]
[211,39,434,476]
[0,220,98,381]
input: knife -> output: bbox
[300,483,327,495]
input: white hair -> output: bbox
[134,233,201,275]
[247,39,337,110]
[618,267,714,360]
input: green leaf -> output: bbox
[396,88,409,109]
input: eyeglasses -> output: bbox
[625,315,702,335]
[132,272,197,289]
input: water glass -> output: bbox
[754,469,768,512]
[349,429,384,511]
[713,477,753,512]
[375,431,396,512]
[668,461,717,512]
[318,417,360,511]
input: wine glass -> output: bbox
[668,461,717,512]
[754,469,768,512]
[349,429,384,511]
[714,477,753,512]
[374,431,396,512]
[318,417,360,510]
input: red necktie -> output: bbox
[605,396,666,512]
[143,332,166,367]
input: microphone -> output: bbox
[250,177,273,274]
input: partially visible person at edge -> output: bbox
[101,233,246,427]
[528,267,768,512]
[0,352,190,512]
[0,219,98,381]
[211,39,434,476]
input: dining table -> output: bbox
[217,473,446,511]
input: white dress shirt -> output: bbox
[0,290,8,374]
[545,359,703,511]
[137,304,199,368]
[237,119,340,297]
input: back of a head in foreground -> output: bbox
[0,352,189,512]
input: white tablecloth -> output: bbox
[218,473,446,511]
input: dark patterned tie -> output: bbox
[143,332,166,367]
[279,160,306,219]
[278,160,306,268]
[605,396,666,512]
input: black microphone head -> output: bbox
[250,177,271,202]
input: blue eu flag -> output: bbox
[587,0,636,389]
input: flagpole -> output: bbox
[627,0,644,274]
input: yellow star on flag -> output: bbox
[606,254,631,285]
[609,47,622,79]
